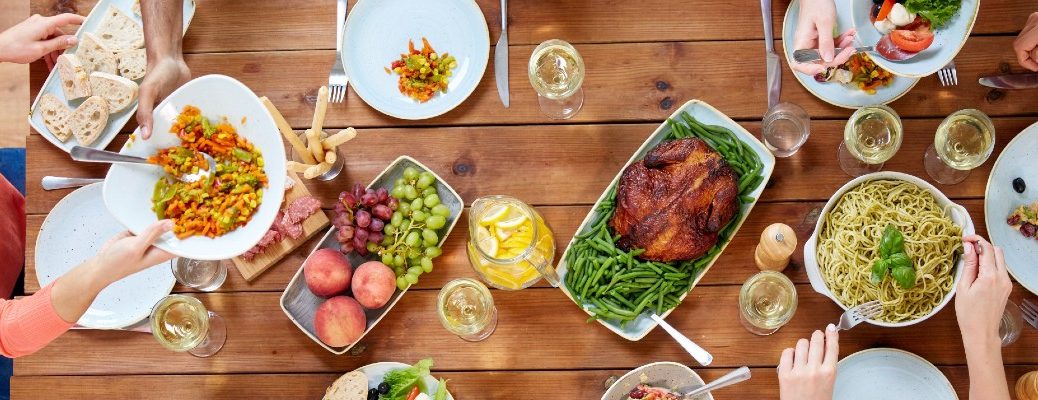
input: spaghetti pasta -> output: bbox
[817,179,962,323]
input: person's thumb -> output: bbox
[38,35,77,55]
[137,83,157,139]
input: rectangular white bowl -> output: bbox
[555,99,776,341]
[27,0,196,153]
[281,156,464,354]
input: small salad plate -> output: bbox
[783,0,919,108]
[834,348,957,400]
[342,0,490,120]
[355,361,454,400]
[601,362,713,400]
[985,121,1038,296]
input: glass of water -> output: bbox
[172,258,228,292]
[761,102,810,157]
[1000,300,1024,347]
[528,39,585,120]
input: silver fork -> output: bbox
[1021,299,1038,329]
[328,0,349,103]
[937,60,958,86]
[836,300,882,330]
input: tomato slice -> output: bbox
[889,29,935,53]
[900,15,931,32]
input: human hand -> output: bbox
[91,220,175,285]
[792,0,857,75]
[778,324,839,400]
[0,14,84,66]
[955,235,1012,348]
[136,57,191,139]
[1014,12,1038,71]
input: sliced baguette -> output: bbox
[116,48,147,80]
[76,32,118,74]
[69,96,111,146]
[89,72,139,113]
[95,6,144,50]
[56,54,90,101]
[322,371,367,400]
[38,94,73,142]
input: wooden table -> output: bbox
[18,0,1038,398]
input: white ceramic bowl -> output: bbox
[985,121,1038,295]
[103,75,287,260]
[850,0,980,78]
[601,362,713,400]
[804,171,973,327]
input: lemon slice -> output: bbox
[479,204,511,225]
[475,226,499,257]
[482,266,525,290]
[495,214,529,229]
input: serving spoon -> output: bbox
[70,146,216,183]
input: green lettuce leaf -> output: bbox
[905,0,962,28]
[380,359,433,400]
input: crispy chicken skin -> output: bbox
[609,138,739,261]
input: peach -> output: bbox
[313,296,367,347]
[351,261,397,309]
[304,248,353,298]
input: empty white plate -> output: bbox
[35,183,175,329]
[835,348,957,400]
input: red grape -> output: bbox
[352,183,364,200]
[372,204,392,221]
[337,225,354,241]
[369,231,384,244]
[361,193,378,207]
[388,198,399,210]
[355,227,369,242]
[340,192,357,209]
[352,234,366,251]
[339,242,354,254]
[370,219,385,232]
[376,187,390,202]
[356,210,371,228]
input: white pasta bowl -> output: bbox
[803,171,973,328]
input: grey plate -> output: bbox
[985,121,1038,295]
[601,362,713,400]
[281,156,464,354]
[835,348,957,400]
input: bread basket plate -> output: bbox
[803,171,973,327]
[281,156,463,354]
[984,121,1038,296]
[103,74,287,260]
[27,0,196,153]
[556,99,776,341]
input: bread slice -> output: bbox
[76,32,118,74]
[89,72,138,113]
[322,371,367,400]
[116,48,147,80]
[95,6,144,51]
[69,96,110,146]
[38,94,73,142]
[56,54,91,101]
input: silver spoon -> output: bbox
[678,366,752,399]
[41,176,103,190]
[650,313,713,366]
[70,146,216,183]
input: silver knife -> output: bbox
[978,73,1038,89]
[494,0,509,108]
[761,0,781,109]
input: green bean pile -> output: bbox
[563,111,765,326]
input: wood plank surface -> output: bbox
[14,365,1038,400]
[27,37,1038,130]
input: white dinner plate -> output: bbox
[354,362,454,400]
[835,348,957,400]
[35,183,175,329]
[985,121,1038,295]
[850,0,980,78]
[342,0,489,120]
[782,0,918,109]
[103,75,287,260]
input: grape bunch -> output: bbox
[333,183,397,256]
[382,167,451,290]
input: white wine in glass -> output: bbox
[924,109,995,185]
[150,295,226,357]
[437,278,497,341]
[839,105,903,177]
[740,271,797,335]
[528,39,585,120]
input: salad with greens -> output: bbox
[373,359,449,400]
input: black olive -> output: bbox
[1013,177,1026,193]
[872,0,884,4]
[368,388,379,400]
[378,382,390,394]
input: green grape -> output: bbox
[407,266,423,275]
[394,254,405,267]
[366,242,378,253]
[390,185,405,199]
[381,253,394,265]
[381,236,393,246]
[396,277,409,291]
[390,212,403,226]
[422,187,437,197]
[422,228,438,244]
[425,246,443,258]
[423,194,440,208]
[431,204,450,217]
[420,257,433,273]
[403,185,419,200]
[398,202,411,215]
[394,266,405,276]
[394,178,406,186]
[405,231,421,247]
[425,215,446,230]
[404,273,419,285]
[412,210,427,222]
[410,198,424,211]
[402,167,419,181]
[400,219,412,232]
[416,172,435,189]
[384,224,397,235]
[407,248,421,260]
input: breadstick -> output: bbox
[311,86,329,135]
[325,150,337,165]
[261,96,315,164]
[286,161,312,173]
[322,127,357,148]
[304,161,333,179]
[306,128,325,163]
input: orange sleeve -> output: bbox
[0,283,74,358]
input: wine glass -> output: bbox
[838,105,903,177]
[528,39,585,120]
[150,295,226,357]
[739,271,797,335]
[923,109,995,185]
[436,278,498,341]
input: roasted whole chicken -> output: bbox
[609,138,739,261]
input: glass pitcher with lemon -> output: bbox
[467,195,559,290]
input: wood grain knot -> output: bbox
[655,80,671,91]
[999,62,1012,73]
[347,343,367,356]
[452,158,475,176]
[986,89,1005,103]
[659,96,674,110]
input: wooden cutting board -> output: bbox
[231,173,330,281]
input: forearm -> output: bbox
[0,284,75,358]
[49,257,111,323]
[963,335,1011,400]
[142,0,184,63]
